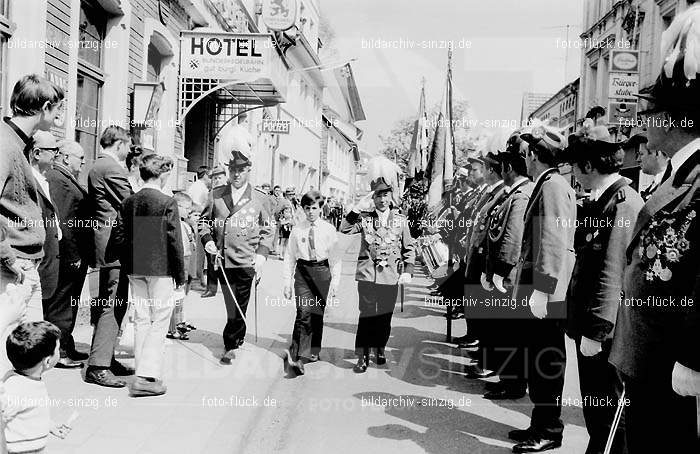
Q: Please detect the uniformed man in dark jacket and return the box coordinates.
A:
[610,7,700,453]
[481,132,534,400]
[563,126,643,454]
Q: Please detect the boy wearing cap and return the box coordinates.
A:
[509,125,576,453]
[199,150,274,364]
[563,127,643,454]
[340,177,415,373]
[610,6,700,452]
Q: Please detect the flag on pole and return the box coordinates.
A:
[425,49,455,210]
[334,63,366,121]
[406,83,429,184]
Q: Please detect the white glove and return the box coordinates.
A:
[283,285,292,300]
[480,273,493,291]
[353,191,375,212]
[398,273,412,285]
[580,336,602,357]
[671,362,700,396]
[254,254,266,276]
[492,274,507,293]
[204,241,218,255]
[528,289,548,319]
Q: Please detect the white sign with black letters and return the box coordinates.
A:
[608,73,639,100]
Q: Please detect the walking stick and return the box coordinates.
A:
[696,396,700,439]
[400,283,404,312]
[603,387,626,454]
[215,254,249,331]
[254,275,261,343]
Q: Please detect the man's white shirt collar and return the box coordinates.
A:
[507,176,529,192]
[589,174,620,201]
[231,183,248,204]
[376,208,390,226]
[487,180,503,193]
[670,138,700,176]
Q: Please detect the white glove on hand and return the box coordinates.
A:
[580,336,602,357]
[528,290,548,319]
[492,274,507,293]
[353,191,375,212]
[672,362,700,396]
[480,273,494,291]
[204,241,218,255]
[283,286,292,300]
[398,273,412,285]
[254,254,266,276]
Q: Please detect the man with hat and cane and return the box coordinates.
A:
[609,5,700,452]
[509,123,576,453]
[340,157,415,373]
[562,123,643,454]
[199,150,274,364]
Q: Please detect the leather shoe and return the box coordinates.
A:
[220,349,236,364]
[484,388,527,400]
[375,348,386,365]
[201,290,217,298]
[110,360,134,376]
[85,368,126,388]
[457,338,480,349]
[512,437,561,452]
[130,377,167,397]
[464,364,495,379]
[354,354,369,373]
[55,358,84,369]
[484,381,504,392]
[66,350,89,361]
[508,428,535,442]
[308,354,320,362]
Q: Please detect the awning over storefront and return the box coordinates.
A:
[177,31,288,123]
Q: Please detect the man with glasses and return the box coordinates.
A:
[85,126,134,388]
[28,132,63,336]
[45,140,92,368]
[0,74,64,374]
[199,149,274,364]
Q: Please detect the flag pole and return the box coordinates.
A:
[445,47,455,343]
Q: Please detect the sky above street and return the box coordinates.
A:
[321,0,583,154]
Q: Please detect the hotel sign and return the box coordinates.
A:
[180,32,273,80]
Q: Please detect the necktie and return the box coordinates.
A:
[308,222,317,261]
[660,161,673,184]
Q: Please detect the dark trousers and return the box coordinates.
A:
[88,266,129,367]
[355,281,398,356]
[575,338,626,454]
[526,317,566,440]
[289,259,331,361]
[206,252,218,293]
[621,372,699,454]
[218,267,255,350]
[42,261,88,357]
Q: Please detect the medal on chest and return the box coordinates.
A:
[638,208,695,282]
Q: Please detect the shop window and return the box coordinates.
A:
[78,1,107,69]
[75,73,101,163]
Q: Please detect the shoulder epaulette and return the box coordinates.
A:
[615,188,627,203]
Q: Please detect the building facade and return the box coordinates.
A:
[528,78,580,135]
[519,92,553,126]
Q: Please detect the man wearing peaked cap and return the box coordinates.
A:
[562,124,644,454]
[508,123,577,453]
[609,5,700,453]
[340,161,415,373]
[198,148,274,364]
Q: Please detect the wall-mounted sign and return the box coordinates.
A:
[262,119,291,134]
[608,73,639,100]
[262,0,297,31]
[180,32,272,80]
[608,101,637,126]
[610,49,639,73]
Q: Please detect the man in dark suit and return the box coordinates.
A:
[563,126,644,454]
[45,140,91,368]
[85,126,134,388]
[610,8,700,452]
[108,154,185,397]
[199,151,274,364]
[509,125,576,453]
[480,134,534,400]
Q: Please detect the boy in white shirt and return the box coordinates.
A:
[282,191,341,376]
[2,321,64,453]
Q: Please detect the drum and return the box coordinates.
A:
[419,234,449,278]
